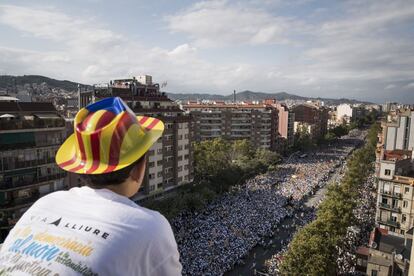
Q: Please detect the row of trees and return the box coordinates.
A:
[145,138,281,219]
[278,123,380,275]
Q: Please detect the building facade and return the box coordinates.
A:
[79,76,194,201]
[356,227,412,276]
[376,110,414,237]
[182,102,279,151]
[292,103,329,141]
[266,100,295,151]
[0,101,67,240]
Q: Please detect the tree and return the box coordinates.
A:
[278,122,380,275]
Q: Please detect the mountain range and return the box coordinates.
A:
[0,75,371,105]
[166,91,371,105]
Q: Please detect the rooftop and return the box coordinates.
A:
[370,227,412,260]
[383,150,412,161]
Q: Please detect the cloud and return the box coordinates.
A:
[166,0,298,47]
[0,1,414,104]
[385,84,397,90]
[405,82,414,88]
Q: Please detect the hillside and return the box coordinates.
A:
[0,75,86,91]
[0,75,370,105]
[167,90,370,105]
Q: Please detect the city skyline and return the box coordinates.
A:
[0,0,413,104]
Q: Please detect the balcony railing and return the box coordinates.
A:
[380,190,402,199]
[0,120,65,131]
[1,173,66,190]
[0,192,40,209]
[379,202,401,213]
[2,158,56,172]
[377,217,400,228]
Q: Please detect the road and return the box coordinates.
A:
[225,156,348,276]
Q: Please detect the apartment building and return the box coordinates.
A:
[382,110,414,152]
[0,101,67,240]
[273,101,295,149]
[375,110,414,236]
[355,227,412,276]
[79,76,193,201]
[292,103,329,141]
[182,102,279,151]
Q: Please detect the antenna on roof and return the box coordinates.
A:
[161,81,168,89]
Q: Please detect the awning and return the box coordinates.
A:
[33,113,61,119]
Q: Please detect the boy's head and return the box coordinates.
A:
[56,97,164,196]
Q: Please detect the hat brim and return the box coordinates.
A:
[56,115,164,174]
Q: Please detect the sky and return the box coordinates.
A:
[0,0,413,103]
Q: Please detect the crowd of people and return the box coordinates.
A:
[171,131,366,276]
[336,173,376,274]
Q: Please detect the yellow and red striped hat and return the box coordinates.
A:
[56,97,164,174]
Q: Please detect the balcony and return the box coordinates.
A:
[0,119,65,131]
[0,192,40,210]
[377,217,400,228]
[2,158,56,172]
[378,202,401,213]
[380,190,402,199]
[1,173,66,190]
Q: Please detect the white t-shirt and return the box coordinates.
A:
[0,186,182,276]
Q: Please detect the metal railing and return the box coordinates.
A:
[379,202,401,213]
[377,217,400,227]
[1,173,66,190]
[380,190,402,199]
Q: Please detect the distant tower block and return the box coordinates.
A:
[233,90,236,103]
[137,75,152,85]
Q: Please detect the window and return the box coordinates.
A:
[177,145,183,151]
[178,135,183,140]
[148,150,155,156]
[371,270,378,276]
[184,134,189,139]
[401,229,405,235]
[157,183,163,189]
[381,197,388,204]
[177,155,183,161]
[385,169,391,176]
[177,166,182,172]
[148,162,154,168]
[402,214,407,223]
[157,172,163,177]
[405,187,410,194]
[157,148,163,154]
[149,173,155,180]
[403,201,408,208]
[149,185,155,192]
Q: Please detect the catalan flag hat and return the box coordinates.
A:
[56,97,164,174]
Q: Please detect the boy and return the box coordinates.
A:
[0,97,182,275]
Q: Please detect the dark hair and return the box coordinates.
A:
[79,154,146,187]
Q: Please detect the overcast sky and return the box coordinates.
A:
[0,0,413,103]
